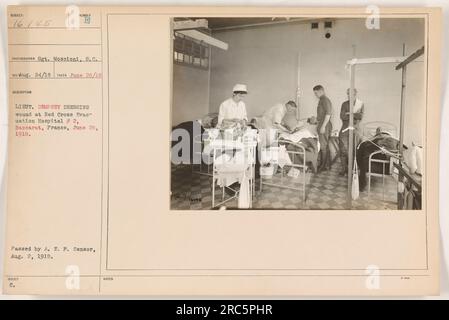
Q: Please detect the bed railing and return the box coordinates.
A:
[360,121,399,200]
[361,121,398,139]
[259,139,308,204]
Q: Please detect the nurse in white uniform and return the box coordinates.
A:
[217,84,248,128]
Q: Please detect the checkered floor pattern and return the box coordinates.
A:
[170,162,397,210]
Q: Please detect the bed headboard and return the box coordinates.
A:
[362,121,398,138]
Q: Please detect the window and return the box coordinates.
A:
[174,32,210,69]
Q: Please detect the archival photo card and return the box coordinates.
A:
[2,6,441,296]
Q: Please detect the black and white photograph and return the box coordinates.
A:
[170,16,425,210]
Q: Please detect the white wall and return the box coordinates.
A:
[209,18,425,147]
[172,64,210,126]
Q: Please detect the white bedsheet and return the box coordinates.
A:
[278,127,316,143]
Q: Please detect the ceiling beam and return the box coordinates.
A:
[212,18,332,32]
[395,46,425,70]
[173,19,208,31]
[178,30,229,50]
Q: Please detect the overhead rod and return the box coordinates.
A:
[212,18,336,32]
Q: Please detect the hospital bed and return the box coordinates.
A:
[358,121,400,199]
[207,130,258,209]
[259,131,314,205]
[193,132,213,176]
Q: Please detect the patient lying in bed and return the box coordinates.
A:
[356,127,405,191]
[277,115,320,173]
[278,124,317,143]
[250,111,320,172]
[278,113,318,145]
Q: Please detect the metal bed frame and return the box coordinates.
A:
[211,136,257,209]
[192,133,213,176]
[361,121,399,200]
[259,139,308,204]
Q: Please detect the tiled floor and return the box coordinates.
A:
[170,161,397,210]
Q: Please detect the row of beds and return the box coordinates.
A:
[172,118,403,206]
[259,121,403,203]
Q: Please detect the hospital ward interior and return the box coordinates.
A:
[170,17,424,210]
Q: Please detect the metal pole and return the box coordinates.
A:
[398,44,407,158]
[399,66,406,158]
[347,64,355,209]
[296,52,301,120]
